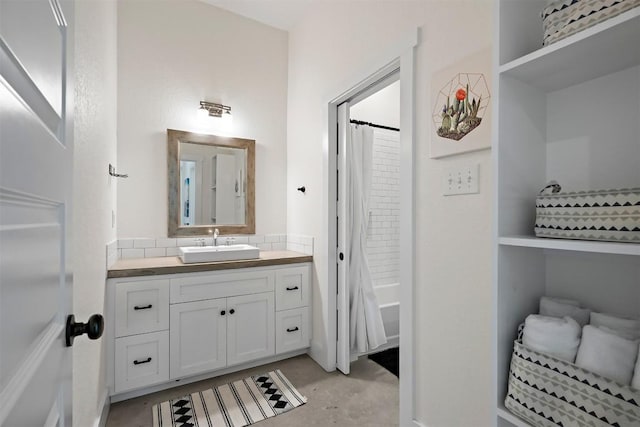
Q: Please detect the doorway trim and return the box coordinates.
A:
[326,28,418,426]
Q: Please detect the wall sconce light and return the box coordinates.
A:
[197,101,232,121]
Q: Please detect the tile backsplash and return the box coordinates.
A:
[107,234,313,267]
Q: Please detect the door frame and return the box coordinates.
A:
[326,28,418,426]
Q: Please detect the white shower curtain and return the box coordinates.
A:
[348,124,387,353]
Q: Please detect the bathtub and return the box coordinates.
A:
[374,283,400,345]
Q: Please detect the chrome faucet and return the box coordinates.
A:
[213,228,220,246]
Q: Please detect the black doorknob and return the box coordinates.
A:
[65,314,104,347]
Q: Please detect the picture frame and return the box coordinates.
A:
[430,48,492,158]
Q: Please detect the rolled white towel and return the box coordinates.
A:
[540,296,591,326]
[590,312,640,341]
[522,315,581,362]
[632,343,640,390]
[575,325,639,385]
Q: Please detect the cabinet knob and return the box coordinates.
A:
[221,310,226,316]
[229,309,235,315]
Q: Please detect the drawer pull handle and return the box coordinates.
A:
[133,357,152,365]
[286,286,299,291]
[134,304,153,310]
[286,327,299,332]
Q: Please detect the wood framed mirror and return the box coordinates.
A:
[167,129,255,237]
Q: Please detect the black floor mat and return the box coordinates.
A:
[368,347,399,377]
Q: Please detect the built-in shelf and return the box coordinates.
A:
[499,235,640,256]
[499,8,640,92]
[497,404,531,427]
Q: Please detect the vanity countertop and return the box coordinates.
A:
[107,250,313,279]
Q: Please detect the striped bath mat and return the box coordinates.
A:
[152,369,307,427]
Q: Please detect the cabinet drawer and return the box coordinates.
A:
[114,331,169,393]
[115,279,169,337]
[275,265,310,311]
[171,269,274,304]
[275,307,310,354]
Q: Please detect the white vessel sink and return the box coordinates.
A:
[179,244,260,264]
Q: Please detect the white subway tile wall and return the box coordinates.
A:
[367,130,400,287]
[286,234,313,255]
[109,234,312,261]
[121,248,144,259]
[117,238,134,249]
[133,238,155,248]
[144,247,166,258]
[106,240,118,269]
[166,247,181,257]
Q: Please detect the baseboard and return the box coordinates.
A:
[96,388,110,427]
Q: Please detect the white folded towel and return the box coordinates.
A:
[632,343,640,390]
[590,312,640,341]
[522,315,581,362]
[575,325,639,385]
[539,296,591,326]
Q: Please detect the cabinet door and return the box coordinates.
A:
[170,298,227,379]
[227,292,275,366]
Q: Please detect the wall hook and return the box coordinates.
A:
[297,186,306,194]
[109,163,128,178]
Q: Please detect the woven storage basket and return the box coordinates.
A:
[542,0,640,46]
[535,188,640,243]
[505,340,640,427]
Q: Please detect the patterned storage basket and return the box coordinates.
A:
[542,0,640,46]
[505,340,640,427]
[535,188,640,243]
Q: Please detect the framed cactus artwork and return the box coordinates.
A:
[430,48,492,158]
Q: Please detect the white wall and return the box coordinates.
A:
[350,80,400,129]
[286,1,493,425]
[117,0,288,238]
[73,1,118,426]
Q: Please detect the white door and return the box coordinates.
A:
[170,298,227,379]
[336,102,351,374]
[0,0,75,425]
[227,292,275,366]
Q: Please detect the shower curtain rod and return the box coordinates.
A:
[350,119,399,132]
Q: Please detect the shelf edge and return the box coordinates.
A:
[497,406,532,427]
[498,236,640,256]
[498,7,640,74]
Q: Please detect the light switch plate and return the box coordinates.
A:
[442,164,479,196]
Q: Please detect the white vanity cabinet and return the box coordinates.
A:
[107,261,311,398]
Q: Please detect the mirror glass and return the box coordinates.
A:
[168,129,255,236]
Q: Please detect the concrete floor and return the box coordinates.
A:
[106,355,399,427]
